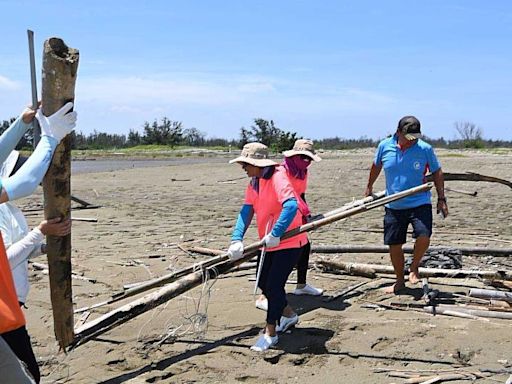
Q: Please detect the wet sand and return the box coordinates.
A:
[17,148,512,383]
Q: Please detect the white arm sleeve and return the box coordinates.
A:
[6,228,44,270]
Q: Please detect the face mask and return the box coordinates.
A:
[283,155,310,179]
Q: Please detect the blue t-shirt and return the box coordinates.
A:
[374,135,441,209]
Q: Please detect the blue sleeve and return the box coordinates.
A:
[231,204,254,241]
[0,116,31,165]
[374,141,384,166]
[426,145,441,173]
[2,135,59,201]
[271,198,298,237]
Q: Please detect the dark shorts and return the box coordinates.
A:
[384,204,432,245]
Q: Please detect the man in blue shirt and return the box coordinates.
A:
[365,116,448,293]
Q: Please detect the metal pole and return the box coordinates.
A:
[27,29,41,146]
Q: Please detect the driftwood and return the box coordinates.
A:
[423,307,485,321]
[71,217,98,223]
[405,373,480,383]
[41,37,79,349]
[323,281,370,302]
[311,244,512,257]
[445,186,477,197]
[426,171,512,189]
[469,288,512,303]
[425,305,512,320]
[316,260,512,281]
[71,183,433,346]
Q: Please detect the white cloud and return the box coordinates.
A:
[0,75,20,90]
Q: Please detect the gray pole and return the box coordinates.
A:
[27,29,41,146]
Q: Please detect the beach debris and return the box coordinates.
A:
[311,244,512,257]
[375,366,512,384]
[70,183,433,348]
[406,249,462,270]
[315,260,512,281]
[30,261,97,283]
[421,278,439,305]
[469,288,512,303]
[426,171,512,189]
[71,217,98,222]
[323,281,370,303]
[445,186,478,196]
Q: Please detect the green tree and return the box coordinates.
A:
[241,118,299,153]
[142,117,183,146]
[127,129,141,146]
[182,127,206,146]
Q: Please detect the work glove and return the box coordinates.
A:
[227,241,244,261]
[36,102,77,142]
[263,233,280,248]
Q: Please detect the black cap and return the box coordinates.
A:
[397,116,421,140]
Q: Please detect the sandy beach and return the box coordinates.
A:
[16,148,512,383]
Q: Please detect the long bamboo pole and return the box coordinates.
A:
[71,183,433,346]
[41,37,79,349]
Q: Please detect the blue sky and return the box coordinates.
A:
[1,0,511,141]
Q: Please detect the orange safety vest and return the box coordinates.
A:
[0,233,25,333]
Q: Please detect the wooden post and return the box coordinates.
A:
[41,37,79,349]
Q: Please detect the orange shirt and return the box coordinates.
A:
[0,233,25,333]
[244,166,308,251]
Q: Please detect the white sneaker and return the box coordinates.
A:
[250,334,278,352]
[276,314,299,333]
[292,284,323,296]
[255,298,268,311]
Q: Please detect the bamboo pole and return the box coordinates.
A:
[41,37,79,349]
[71,183,433,346]
[425,305,512,320]
[469,288,512,303]
[316,260,512,281]
[311,244,512,257]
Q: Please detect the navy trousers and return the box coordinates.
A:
[258,247,301,324]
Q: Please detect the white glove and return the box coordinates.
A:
[263,233,280,248]
[36,102,77,142]
[227,241,244,261]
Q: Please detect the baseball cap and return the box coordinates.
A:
[398,116,422,141]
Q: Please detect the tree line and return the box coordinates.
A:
[1,116,511,151]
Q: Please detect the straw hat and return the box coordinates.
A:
[229,142,278,167]
[0,150,20,178]
[282,139,321,162]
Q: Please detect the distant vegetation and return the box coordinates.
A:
[1,116,511,152]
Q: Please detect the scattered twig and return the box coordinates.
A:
[71,217,98,222]
[323,281,369,302]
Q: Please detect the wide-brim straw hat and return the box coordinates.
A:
[229,142,278,167]
[282,139,322,162]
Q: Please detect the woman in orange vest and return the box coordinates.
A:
[227,143,308,352]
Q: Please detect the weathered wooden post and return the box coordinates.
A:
[41,37,79,349]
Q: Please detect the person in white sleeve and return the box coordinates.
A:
[0,150,72,305]
[0,102,76,383]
